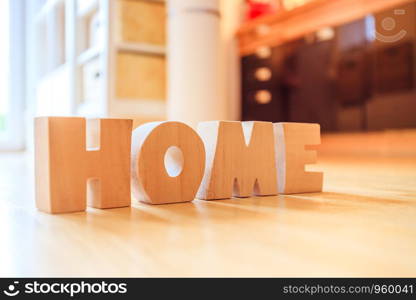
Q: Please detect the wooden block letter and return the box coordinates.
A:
[131,121,205,204]
[35,117,133,213]
[273,122,323,194]
[196,121,278,200]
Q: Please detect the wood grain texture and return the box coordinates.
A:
[2,151,416,277]
[196,121,278,200]
[320,129,416,157]
[131,121,205,204]
[274,122,323,194]
[35,117,133,213]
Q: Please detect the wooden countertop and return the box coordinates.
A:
[237,0,415,56]
[1,152,415,277]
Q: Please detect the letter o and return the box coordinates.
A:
[131,121,205,204]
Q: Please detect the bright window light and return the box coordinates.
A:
[0,0,10,132]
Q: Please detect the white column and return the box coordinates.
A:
[220,0,244,121]
[167,0,226,128]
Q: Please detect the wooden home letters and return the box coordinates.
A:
[196,121,278,199]
[35,117,132,213]
[131,121,205,204]
[273,123,323,194]
[35,117,323,213]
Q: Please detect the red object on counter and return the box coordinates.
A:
[247,0,274,19]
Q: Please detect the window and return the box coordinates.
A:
[0,0,10,138]
[0,0,24,150]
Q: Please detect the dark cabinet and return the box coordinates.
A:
[240,3,416,132]
[288,40,336,131]
[373,41,414,94]
[241,46,285,122]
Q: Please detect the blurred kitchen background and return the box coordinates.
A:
[0,0,415,156]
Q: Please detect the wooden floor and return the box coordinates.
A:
[0,152,415,277]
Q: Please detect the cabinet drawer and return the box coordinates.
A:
[373,42,414,94]
[82,57,102,103]
[116,0,166,45]
[116,52,166,100]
